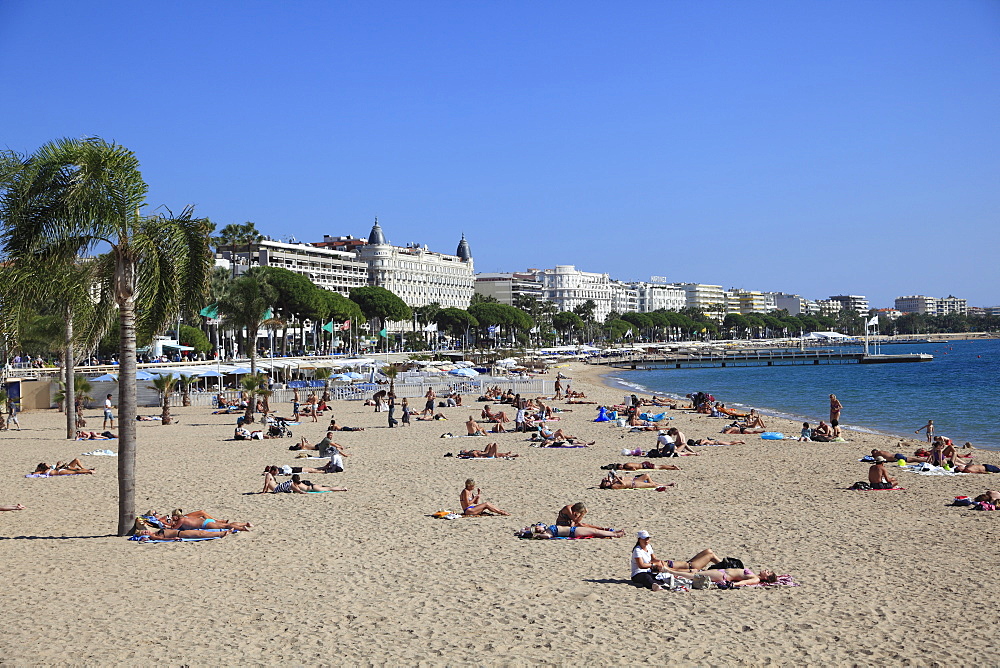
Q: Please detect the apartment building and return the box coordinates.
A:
[894,295,968,316]
[829,294,869,315]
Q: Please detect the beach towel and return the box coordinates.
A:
[901,464,967,476]
[848,486,906,491]
[742,574,799,588]
[81,449,117,456]
[129,528,230,542]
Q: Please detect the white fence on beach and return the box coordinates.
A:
[86,376,554,409]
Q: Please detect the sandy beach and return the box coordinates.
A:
[1,363,998,666]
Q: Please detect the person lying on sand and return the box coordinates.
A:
[415,412,449,421]
[261,473,346,494]
[869,457,899,489]
[135,528,238,541]
[689,438,746,446]
[460,478,510,516]
[722,422,765,435]
[459,443,518,458]
[518,524,625,539]
[536,426,595,446]
[954,463,1000,474]
[599,471,676,490]
[659,565,778,587]
[76,430,117,440]
[871,448,927,464]
[32,460,95,475]
[654,548,725,572]
[1,504,25,511]
[162,509,252,531]
[974,490,1000,502]
[600,461,682,471]
[328,420,364,432]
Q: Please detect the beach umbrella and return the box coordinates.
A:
[231,367,251,375]
[91,373,118,382]
[197,370,224,378]
[135,371,156,380]
[449,368,479,377]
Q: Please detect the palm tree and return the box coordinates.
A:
[216,273,279,377]
[176,373,198,407]
[0,137,212,536]
[313,367,332,400]
[148,373,178,425]
[239,373,269,425]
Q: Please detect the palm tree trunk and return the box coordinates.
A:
[161,392,171,425]
[116,288,138,536]
[64,309,76,439]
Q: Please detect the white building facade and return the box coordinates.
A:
[358,221,475,309]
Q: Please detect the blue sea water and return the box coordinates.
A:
[607,338,1000,451]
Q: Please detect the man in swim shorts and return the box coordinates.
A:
[868,457,898,489]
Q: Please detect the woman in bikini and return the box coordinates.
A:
[460,479,510,516]
[599,471,677,490]
[458,443,518,458]
[261,473,346,494]
[32,460,95,475]
[518,524,625,539]
[659,565,778,587]
[135,528,238,541]
[163,509,253,532]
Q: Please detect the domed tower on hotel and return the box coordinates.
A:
[357,219,474,308]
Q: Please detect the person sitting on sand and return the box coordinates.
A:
[807,421,833,442]
[135,528,238,541]
[666,428,699,455]
[954,463,1000,474]
[601,461,682,471]
[689,438,746,446]
[32,460,95,475]
[869,457,899,489]
[631,530,667,590]
[556,502,614,530]
[460,478,510,516]
[481,405,511,423]
[599,471,676,490]
[742,409,766,429]
[262,473,346,494]
[458,443,518,459]
[518,524,625,539]
[466,416,489,436]
[1,503,25,511]
[163,509,253,532]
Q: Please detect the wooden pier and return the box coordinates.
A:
[589,348,933,370]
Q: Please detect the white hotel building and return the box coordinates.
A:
[218,220,475,309]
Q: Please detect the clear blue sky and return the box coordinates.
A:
[3,1,998,308]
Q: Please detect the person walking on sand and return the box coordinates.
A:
[460,479,510,516]
[915,420,934,443]
[6,398,21,431]
[829,394,842,423]
[103,394,115,430]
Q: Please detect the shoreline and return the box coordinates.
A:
[596,369,981,447]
